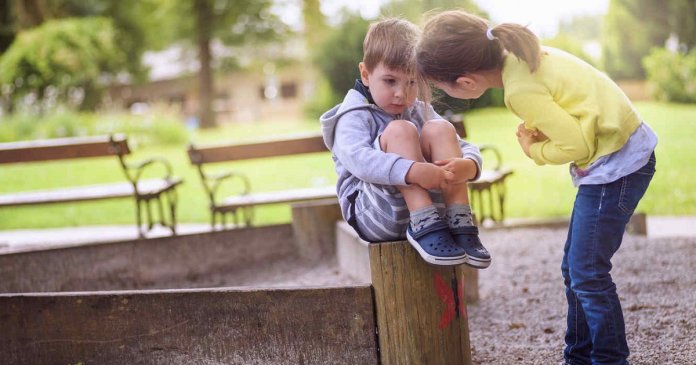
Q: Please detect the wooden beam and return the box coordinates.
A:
[0,286,378,364]
[188,134,327,164]
[0,135,129,164]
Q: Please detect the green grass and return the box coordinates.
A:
[1,102,695,230]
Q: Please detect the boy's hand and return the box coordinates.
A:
[433,158,477,185]
[406,162,454,190]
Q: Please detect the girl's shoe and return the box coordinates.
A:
[406,220,467,266]
[450,226,491,269]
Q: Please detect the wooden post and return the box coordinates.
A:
[461,266,479,303]
[370,241,472,365]
[291,198,342,261]
[626,212,647,235]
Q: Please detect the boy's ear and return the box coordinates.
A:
[455,75,478,91]
[358,62,370,86]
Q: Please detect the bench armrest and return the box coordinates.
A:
[199,169,251,207]
[479,144,504,171]
[121,157,176,190]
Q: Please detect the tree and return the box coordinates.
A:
[314,12,369,107]
[380,0,485,24]
[602,0,696,79]
[0,17,126,111]
[167,0,286,128]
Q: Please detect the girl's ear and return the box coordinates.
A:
[358,62,370,86]
[455,75,478,91]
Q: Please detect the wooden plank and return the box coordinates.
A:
[0,286,378,364]
[369,240,472,365]
[469,168,513,190]
[188,134,327,164]
[220,186,336,209]
[0,178,181,207]
[0,225,298,292]
[0,135,129,164]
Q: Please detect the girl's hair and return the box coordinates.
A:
[363,18,420,73]
[416,10,542,83]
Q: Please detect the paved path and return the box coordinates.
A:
[0,216,694,253]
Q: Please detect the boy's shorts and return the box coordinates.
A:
[348,135,445,242]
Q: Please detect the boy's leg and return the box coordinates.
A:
[565,154,655,365]
[379,119,467,265]
[420,119,490,268]
[379,119,433,211]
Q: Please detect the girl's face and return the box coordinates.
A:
[360,62,417,115]
[433,78,485,100]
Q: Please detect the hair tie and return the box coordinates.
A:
[486,27,497,41]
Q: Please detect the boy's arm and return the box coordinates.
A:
[333,110,413,186]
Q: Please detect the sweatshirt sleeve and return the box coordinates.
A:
[332,109,413,186]
[507,91,590,165]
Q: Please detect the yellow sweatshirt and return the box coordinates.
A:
[502,47,641,168]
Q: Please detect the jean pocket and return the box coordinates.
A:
[618,170,654,216]
[634,153,656,176]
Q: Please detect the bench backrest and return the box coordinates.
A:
[188,133,328,165]
[187,120,466,165]
[0,135,130,165]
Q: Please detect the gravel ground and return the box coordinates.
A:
[469,228,696,365]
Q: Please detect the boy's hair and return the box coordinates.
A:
[363,18,420,73]
[417,10,542,83]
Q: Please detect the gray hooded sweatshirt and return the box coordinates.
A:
[320,88,482,223]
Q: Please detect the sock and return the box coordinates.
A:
[409,205,441,233]
[446,204,475,229]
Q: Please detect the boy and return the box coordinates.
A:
[320,18,490,268]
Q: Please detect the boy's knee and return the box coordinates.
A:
[382,119,419,141]
[421,119,457,142]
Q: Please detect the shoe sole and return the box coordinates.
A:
[406,230,467,266]
[464,255,491,269]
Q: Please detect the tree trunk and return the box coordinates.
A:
[194,0,216,128]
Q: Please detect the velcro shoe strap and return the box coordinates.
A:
[450,225,479,236]
[409,220,450,239]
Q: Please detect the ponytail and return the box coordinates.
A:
[492,23,541,72]
[417,10,542,83]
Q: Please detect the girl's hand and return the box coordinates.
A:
[433,157,477,185]
[406,162,454,190]
[516,122,547,158]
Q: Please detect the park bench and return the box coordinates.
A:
[0,134,182,237]
[187,118,512,228]
[187,133,336,228]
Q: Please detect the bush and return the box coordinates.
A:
[643,48,696,103]
[0,110,189,145]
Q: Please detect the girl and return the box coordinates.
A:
[416,10,657,365]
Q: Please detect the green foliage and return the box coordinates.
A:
[380,0,486,23]
[643,48,696,103]
[602,0,668,79]
[304,76,338,119]
[602,0,696,79]
[0,17,126,111]
[544,34,598,67]
[313,13,369,106]
[0,110,189,145]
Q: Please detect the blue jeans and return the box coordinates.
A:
[562,153,656,365]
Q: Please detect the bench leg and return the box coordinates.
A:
[135,199,145,238]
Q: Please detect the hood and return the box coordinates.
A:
[320,89,383,150]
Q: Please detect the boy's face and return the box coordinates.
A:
[359,62,417,115]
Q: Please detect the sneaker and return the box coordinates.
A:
[406,219,467,266]
[450,226,491,269]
